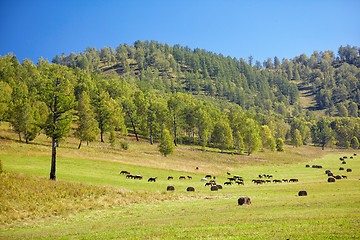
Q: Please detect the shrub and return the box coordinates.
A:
[0,159,3,174]
[350,136,359,149]
[120,139,129,150]
[109,130,116,147]
[276,138,284,152]
[159,128,174,157]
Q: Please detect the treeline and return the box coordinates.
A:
[1,42,360,156]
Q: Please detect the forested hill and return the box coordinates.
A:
[53,41,360,117]
[1,41,360,155]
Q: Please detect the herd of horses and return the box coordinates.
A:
[306,154,356,183]
[120,170,298,189]
[119,153,356,192]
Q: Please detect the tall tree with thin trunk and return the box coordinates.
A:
[75,91,99,149]
[40,64,75,180]
[167,93,183,146]
[212,118,233,153]
[243,118,261,155]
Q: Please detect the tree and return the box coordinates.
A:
[122,95,140,141]
[291,129,302,147]
[41,64,76,180]
[109,130,116,147]
[159,127,174,156]
[261,125,275,151]
[348,102,358,117]
[168,93,183,146]
[350,136,359,149]
[337,103,348,117]
[212,118,233,153]
[243,118,261,155]
[311,118,332,150]
[94,91,125,143]
[74,91,99,149]
[100,47,111,65]
[274,56,281,69]
[248,55,253,66]
[0,81,12,123]
[276,138,284,151]
[196,105,213,149]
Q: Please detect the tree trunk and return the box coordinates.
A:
[100,127,104,143]
[173,114,177,146]
[78,139,82,149]
[50,78,59,181]
[127,112,139,141]
[50,137,57,180]
[130,117,138,141]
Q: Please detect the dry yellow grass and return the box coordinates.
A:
[0,171,181,228]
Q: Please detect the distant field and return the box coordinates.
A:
[1,123,360,239]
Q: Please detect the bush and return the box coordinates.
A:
[0,159,3,174]
[109,130,116,147]
[159,128,174,157]
[350,136,359,149]
[276,138,284,152]
[120,139,129,150]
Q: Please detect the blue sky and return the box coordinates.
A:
[1,0,359,64]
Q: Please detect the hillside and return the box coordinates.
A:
[54,42,360,117]
[1,42,360,158]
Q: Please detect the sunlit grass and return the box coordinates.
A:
[1,122,360,239]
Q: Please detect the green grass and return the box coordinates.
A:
[1,122,360,239]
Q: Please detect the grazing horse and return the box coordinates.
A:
[133,175,143,180]
[126,174,133,179]
[168,176,173,180]
[236,181,244,185]
[179,176,186,180]
[224,181,232,185]
[205,182,212,186]
[205,175,212,179]
[187,176,192,180]
[289,178,298,182]
[120,170,130,175]
[148,177,157,182]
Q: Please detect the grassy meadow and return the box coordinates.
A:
[1,122,360,239]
